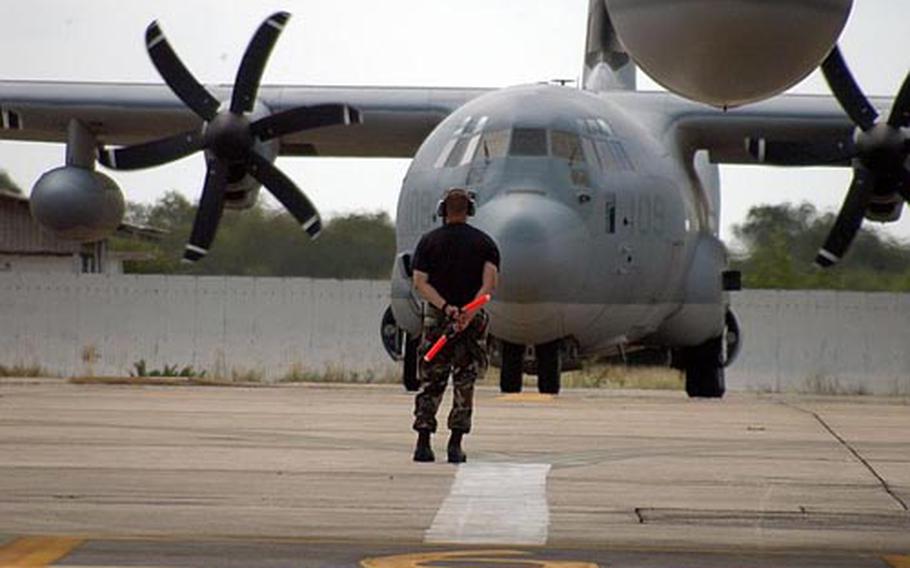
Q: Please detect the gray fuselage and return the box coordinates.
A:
[391,84,728,358]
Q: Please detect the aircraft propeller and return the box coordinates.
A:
[98,12,362,263]
[746,46,910,268]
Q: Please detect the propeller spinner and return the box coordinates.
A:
[99,12,362,263]
[747,46,910,268]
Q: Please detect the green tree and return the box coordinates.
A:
[732,202,910,291]
[118,191,396,279]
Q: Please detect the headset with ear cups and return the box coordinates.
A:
[436,188,477,220]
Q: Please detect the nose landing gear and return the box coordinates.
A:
[496,339,570,394]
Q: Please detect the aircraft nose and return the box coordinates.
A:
[474,191,590,304]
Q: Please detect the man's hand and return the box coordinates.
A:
[444,305,461,320]
[455,309,476,331]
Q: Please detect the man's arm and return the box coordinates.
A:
[414,270,460,318]
[456,261,499,330]
[478,261,499,298]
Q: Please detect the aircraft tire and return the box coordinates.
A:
[536,340,561,395]
[684,336,726,398]
[500,340,524,393]
[403,335,420,392]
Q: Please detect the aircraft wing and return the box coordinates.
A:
[0,81,490,158]
[619,91,894,166]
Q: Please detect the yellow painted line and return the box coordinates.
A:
[362,550,597,568]
[885,556,910,568]
[0,536,82,567]
[497,393,556,403]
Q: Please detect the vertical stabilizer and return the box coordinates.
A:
[584,0,636,92]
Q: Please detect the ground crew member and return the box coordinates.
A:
[411,187,500,463]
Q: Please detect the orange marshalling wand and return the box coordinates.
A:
[423,294,492,363]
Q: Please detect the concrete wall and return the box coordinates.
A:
[0,273,396,381]
[0,273,907,394]
[0,254,79,274]
[726,290,910,396]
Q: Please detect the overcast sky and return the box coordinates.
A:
[2,0,909,245]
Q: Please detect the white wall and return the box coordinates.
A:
[727,290,910,396]
[0,273,396,381]
[0,255,78,274]
[0,273,907,394]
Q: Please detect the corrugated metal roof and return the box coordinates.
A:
[0,195,82,254]
[0,191,166,254]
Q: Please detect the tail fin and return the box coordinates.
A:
[584,0,636,92]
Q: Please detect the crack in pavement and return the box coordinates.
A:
[780,401,908,512]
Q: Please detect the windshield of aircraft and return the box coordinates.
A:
[434,117,632,172]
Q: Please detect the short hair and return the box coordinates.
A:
[445,192,470,215]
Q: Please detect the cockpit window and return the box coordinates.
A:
[551,131,585,164]
[435,119,624,170]
[436,116,489,168]
[455,116,487,137]
[444,137,473,168]
[596,139,635,171]
[580,118,614,137]
[470,129,507,162]
[509,128,548,157]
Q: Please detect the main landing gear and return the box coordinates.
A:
[679,336,725,398]
[675,309,741,399]
[499,340,562,395]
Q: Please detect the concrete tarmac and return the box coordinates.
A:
[0,380,908,567]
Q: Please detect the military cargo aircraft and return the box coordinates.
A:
[1,1,906,398]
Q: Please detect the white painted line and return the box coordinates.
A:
[425,462,551,546]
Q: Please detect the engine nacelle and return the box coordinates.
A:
[605,0,853,108]
[223,135,277,209]
[30,166,125,242]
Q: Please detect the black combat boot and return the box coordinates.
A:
[447,430,467,464]
[413,430,435,462]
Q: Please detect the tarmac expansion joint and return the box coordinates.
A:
[779,400,909,512]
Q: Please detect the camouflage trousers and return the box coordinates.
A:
[413,306,489,434]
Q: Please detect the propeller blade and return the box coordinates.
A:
[98,129,204,171]
[815,169,873,268]
[146,21,221,122]
[250,104,362,142]
[745,137,856,166]
[247,153,322,238]
[183,159,229,263]
[887,71,910,128]
[230,12,290,115]
[821,46,879,132]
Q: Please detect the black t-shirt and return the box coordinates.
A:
[412,223,501,308]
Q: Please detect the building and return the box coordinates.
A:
[0,190,163,274]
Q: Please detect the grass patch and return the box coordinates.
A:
[280,364,398,385]
[132,359,206,379]
[478,364,683,390]
[801,373,870,396]
[0,363,50,378]
[69,376,267,387]
[565,364,684,390]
